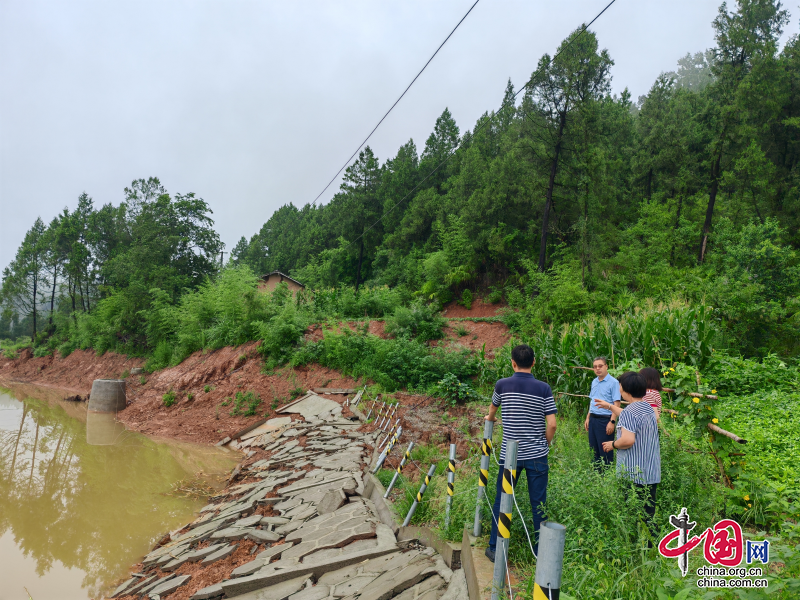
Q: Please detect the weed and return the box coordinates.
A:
[221,397,231,407]
[230,391,262,416]
[204,385,213,393]
[271,398,280,409]
[139,375,146,385]
[162,390,176,407]
[119,369,130,379]
[215,406,219,420]
[289,386,305,400]
[187,392,194,401]
[454,324,470,337]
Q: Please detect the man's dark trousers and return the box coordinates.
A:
[588,414,614,468]
[488,456,548,556]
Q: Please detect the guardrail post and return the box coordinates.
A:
[445,444,456,527]
[491,440,517,600]
[378,418,401,449]
[371,426,402,473]
[402,464,437,527]
[365,399,377,420]
[534,522,566,599]
[473,419,494,537]
[384,441,414,498]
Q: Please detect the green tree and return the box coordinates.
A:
[1,218,47,339]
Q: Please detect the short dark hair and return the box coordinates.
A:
[619,371,647,399]
[639,367,663,391]
[593,356,608,366]
[511,344,535,368]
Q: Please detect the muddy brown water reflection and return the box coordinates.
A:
[0,385,238,600]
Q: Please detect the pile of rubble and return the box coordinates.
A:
[111,391,467,600]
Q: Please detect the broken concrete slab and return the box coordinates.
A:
[149,574,191,597]
[247,529,282,543]
[191,582,224,599]
[224,575,308,600]
[201,543,238,565]
[220,536,399,597]
[317,488,347,515]
[392,574,447,600]
[277,394,340,420]
[256,542,294,562]
[287,585,331,600]
[186,543,227,562]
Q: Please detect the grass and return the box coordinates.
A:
[375,402,800,599]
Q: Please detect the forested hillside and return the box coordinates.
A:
[2,0,799,359]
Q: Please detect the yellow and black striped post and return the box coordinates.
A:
[384,441,414,498]
[491,440,518,600]
[402,463,437,527]
[445,444,456,527]
[371,425,402,473]
[473,419,494,536]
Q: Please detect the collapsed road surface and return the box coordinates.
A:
[112,391,467,600]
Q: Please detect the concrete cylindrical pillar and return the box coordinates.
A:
[88,379,127,413]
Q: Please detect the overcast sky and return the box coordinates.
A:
[1,0,798,270]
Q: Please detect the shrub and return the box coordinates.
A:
[162,390,176,407]
[204,385,212,393]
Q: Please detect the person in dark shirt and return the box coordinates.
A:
[484,344,557,561]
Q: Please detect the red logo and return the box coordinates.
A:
[658,508,743,575]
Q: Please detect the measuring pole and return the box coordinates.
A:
[371,426,402,473]
[491,440,518,600]
[473,419,494,536]
[534,521,567,599]
[402,464,437,527]
[384,441,414,498]
[445,444,456,527]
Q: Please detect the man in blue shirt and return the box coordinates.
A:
[484,344,556,561]
[584,356,620,469]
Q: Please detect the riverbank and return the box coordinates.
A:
[110,390,469,600]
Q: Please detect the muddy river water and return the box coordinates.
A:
[0,385,239,600]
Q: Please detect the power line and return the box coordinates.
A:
[341,0,619,252]
[309,0,482,208]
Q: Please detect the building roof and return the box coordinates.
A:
[261,271,305,288]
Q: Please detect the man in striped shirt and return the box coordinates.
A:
[484,344,556,561]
